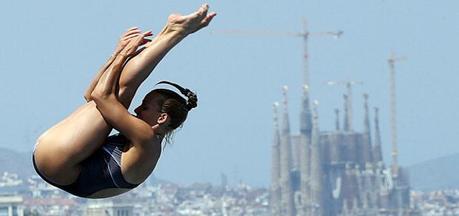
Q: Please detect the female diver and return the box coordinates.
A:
[32,4,216,198]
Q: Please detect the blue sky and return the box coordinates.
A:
[1,0,458,186]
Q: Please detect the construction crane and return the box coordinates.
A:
[211,19,343,87]
[387,53,406,178]
[326,80,363,131]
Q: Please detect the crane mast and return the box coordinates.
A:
[301,19,342,87]
[388,53,405,178]
[302,20,310,87]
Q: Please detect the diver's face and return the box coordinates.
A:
[134,98,163,126]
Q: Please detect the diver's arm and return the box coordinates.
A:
[91,34,155,143]
[84,53,119,102]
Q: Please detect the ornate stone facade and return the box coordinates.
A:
[270,87,419,216]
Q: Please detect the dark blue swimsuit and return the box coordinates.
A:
[32,134,139,198]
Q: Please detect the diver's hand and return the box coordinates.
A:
[115,27,153,54]
[119,31,152,57]
[167,4,217,35]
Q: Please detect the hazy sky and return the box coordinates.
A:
[1,0,458,187]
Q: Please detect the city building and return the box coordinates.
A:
[0,195,24,216]
[85,200,134,216]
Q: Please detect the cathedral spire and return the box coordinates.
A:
[310,100,323,215]
[270,102,281,216]
[281,86,291,135]
[373,107,383,162]
[335,108,340,131]
[300,85,313,136]
[363,94,371,136]
[363,94,373,163]
[279,86,295,216]
[343,94,350,131]
[300,85,312,216]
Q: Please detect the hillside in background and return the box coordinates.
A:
[0,148,34,178]
[408,152,459,191]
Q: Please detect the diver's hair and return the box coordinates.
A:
[144,81,198,133]
[156,81,197,111]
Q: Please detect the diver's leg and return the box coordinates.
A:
[116,4,216,107]
[33,101,112,185]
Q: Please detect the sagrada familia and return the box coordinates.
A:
[270,85,420,216]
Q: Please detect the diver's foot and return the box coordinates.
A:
[166,4,216,35]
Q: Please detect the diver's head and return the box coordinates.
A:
[134,81,197,139]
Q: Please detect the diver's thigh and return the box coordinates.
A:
[34,101,111,177]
